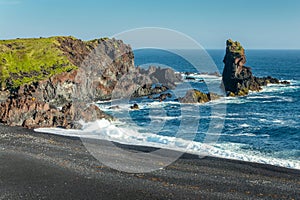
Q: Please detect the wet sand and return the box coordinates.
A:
[0,125,299,200]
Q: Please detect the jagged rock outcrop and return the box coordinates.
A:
[0,78,113,129]
[179,89,220,104]
[140,66,182,89]
[222,39,289,96]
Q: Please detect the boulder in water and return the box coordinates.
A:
[130,103,139,110]
[179,89,220,104]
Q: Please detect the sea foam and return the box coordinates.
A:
[35,119,300,170]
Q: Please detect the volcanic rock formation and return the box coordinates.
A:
[0,36,180,128]
[222,39,289,96]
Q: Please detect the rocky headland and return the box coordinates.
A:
[0,37,180,128]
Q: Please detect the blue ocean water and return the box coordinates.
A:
[131,49,300,166]
[36,49,300,169]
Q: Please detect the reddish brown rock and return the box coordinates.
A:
[0,94,112,129]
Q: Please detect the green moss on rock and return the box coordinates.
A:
[228,92,236,97]
[237,88,249,96]
[0,37,78,89]
[226,39,244,56]
[179,89,215,104]
[193,89,210,103]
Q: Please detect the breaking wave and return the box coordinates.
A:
[35,119,300,170]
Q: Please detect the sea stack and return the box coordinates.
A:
[222,39,257,96]
[222,39,289,96]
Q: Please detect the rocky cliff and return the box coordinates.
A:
[0,36,180,128]
[222,39,289,96]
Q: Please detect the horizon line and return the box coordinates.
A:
[1,36,300,50]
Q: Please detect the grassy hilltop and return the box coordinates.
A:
[0,37,79,89]
[0,36,114,90]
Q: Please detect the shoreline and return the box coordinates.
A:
[34,117,300,171]
[1,124,299,199]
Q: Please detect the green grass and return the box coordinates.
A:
[227,39,244,55]
[0,37,77,89]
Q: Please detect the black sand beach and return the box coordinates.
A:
[0,125,299,200]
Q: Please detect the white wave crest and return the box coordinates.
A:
[35,119,300,170]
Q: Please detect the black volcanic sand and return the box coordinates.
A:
[0,125,299,200]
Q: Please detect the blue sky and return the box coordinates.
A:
[1,0,300,49]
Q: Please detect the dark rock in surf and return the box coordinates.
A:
[185,76,196,80]
[179,89,220,104]
[130,103,139,110]
[281,80,290,84]
[154,93,172,102]
[222,39,290,96]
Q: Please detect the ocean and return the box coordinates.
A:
[35,49,300,170]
